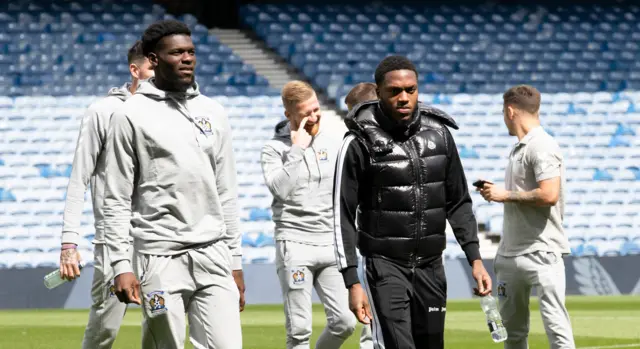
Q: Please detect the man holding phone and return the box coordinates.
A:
[476,85,575,349]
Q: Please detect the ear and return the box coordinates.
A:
[375,87,381,100]
[507,106,516,120]
[148,52,158,68]
[284,110,291,120]
[129,63,139,80]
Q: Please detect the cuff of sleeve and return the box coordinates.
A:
[112,260,133,276]
[231,255,243,270]
[536,170,561,182]
[341,267,360,289]
[61,232,80,246]
[462,242,482,266]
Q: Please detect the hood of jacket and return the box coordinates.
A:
[135,78,201,101]
[107,83,133,102]
[346,101,458,130]
[345,100,458,155]
[274,119,291,140]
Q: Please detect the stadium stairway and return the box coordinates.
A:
[210,27,342,115]
[209,28,299,91]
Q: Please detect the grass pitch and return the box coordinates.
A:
[0,296,638,349]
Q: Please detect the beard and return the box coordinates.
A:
[305,122,320,136]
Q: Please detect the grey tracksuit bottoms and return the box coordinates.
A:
[276,240,358,349]
[494,251,576,349]
[134,241,242,349]
[81,244,129,349]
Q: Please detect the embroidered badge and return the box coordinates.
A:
[317,149,328,161]
[194,116,213,135]
[147,291,167,314]
[497,281,507,299]
[291,268,306,285]
[108,282,115,298]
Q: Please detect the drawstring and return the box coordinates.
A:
[168,95,205,147]
[309,138,322,188]
[313,144,322,185]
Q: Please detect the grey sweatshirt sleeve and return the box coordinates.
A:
[103,110,137,276]
[61,106,105,246]
[215,110,243,270]
[260,142,305,201]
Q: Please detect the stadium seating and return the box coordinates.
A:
[241,3,640,107]
[0,0,276,97]
[1,1,640,268]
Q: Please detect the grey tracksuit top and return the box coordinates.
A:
[103,80,242,276]
[260,119,346,245]
[61,84,132,246]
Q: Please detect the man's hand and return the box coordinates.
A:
[59,245,82,281]
[477,181,509,203]
[471,260,492,297]
[348,283,372,325]
[233,270,246,312]
[291,117,313,149]
[114,272,141,305]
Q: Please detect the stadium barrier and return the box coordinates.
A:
[1,255,639,309]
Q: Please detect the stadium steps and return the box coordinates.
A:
[209,28,342,114]
[209,28,301,91]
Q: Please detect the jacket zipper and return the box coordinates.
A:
[376,190,382,229]
[405,141,422,272]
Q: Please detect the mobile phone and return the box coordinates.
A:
[473,180,492,188]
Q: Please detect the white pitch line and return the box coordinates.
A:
[579,343,640,349]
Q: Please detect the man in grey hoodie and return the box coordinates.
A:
[58,40,154,349]
[344,82,379,349]
[261,80,357,349]
[102,20,244,349]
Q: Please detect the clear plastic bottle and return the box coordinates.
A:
[43,261,85,289]
[480,295,508,343]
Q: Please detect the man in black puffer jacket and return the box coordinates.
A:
[332,56,493,349]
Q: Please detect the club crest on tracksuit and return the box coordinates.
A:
[147,291,167,314]
[195,116,213,136]
[108,281,116,298]
[316,149,328,161]
[497,281,507,298]
[291,268,306,285]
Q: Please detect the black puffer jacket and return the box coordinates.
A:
[334,101,481,287]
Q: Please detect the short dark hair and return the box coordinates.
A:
[141,19,191,56]
[374,55,418,86]
[345,82,377,109]
[127,40,145,65]
[503,85,541,114]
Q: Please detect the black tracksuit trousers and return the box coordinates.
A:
[362,256,447,349]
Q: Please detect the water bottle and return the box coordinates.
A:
[43,261,85,289]
[480,295,508,343]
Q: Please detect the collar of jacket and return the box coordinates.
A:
[345,100,459,154]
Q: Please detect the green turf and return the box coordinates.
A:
[0,296,639,348]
